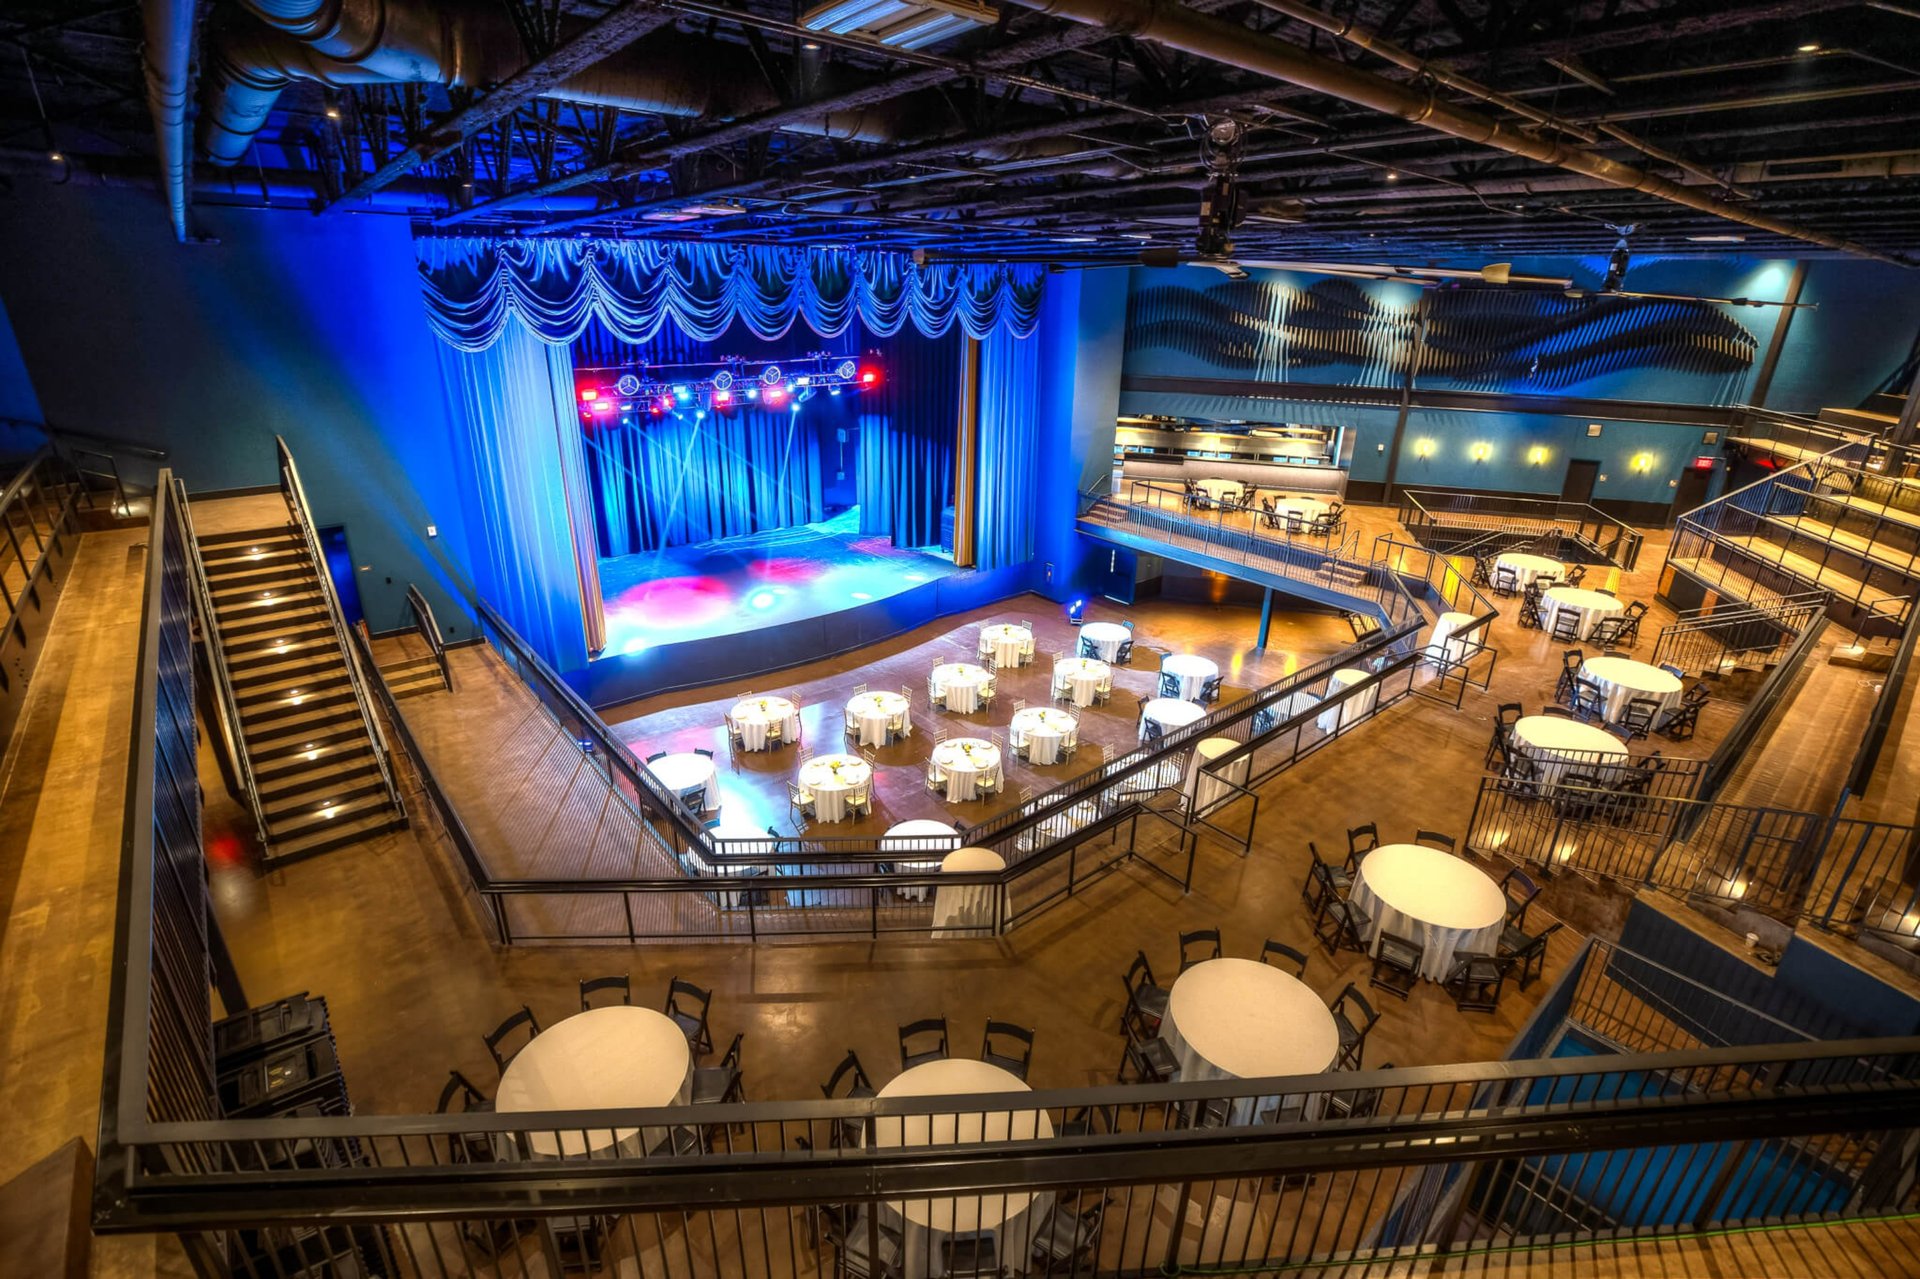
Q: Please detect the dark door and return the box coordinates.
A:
[1561,459,1600,504]
[1096,546,1137,605]
[1671,465,1713,525]
[318,525,365,627]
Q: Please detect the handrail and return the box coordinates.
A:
[403,583,452,691]
[1649,594,1827,675]
[1695,613,1828,810]
[0,414,173,460]
[274,436,405,820]
[168,476,269,849]
[1400,487,1644,569]
[1843,606,1920,797]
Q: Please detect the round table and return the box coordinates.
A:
[497,1007,692,1158]
[1511,715,1630,782]
[1580,655,1684,725]
[1162,958,1340,1123]
[1541,586,1624,641]
[1052,656,1111,708]
[978,623,1034,668]
[883,820,961,901]
[1079,621,1131,662]
[798,752,872,823]
[1494,551,1564,588]
[1428,611,1482,667]
[934,847,1007,935]
[728,695,800,752]
[1316,667,1378,733]
[846,690,911,748]
[1141,696,1207,740]
[931,662,994,715]
[645,751,719,811]
[1161,653,1219,702]
[1008,706,1078,766]
[1186,737,1248,810]
[929,738,1002,802]
[873,1059,1054,1278]
[1350,844,1507,983]
[1267,495,1330,527]
[1193,477,1250,502]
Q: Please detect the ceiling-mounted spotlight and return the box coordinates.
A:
[1797,41,1821,53]
[1206,118,1242,150]
[712,370,733,391]
[836,359,857,380]
[615,374,641,397]
[761,365,783,386]
[1602,224,1637,292]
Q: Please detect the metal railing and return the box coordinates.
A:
[98,528,1920,1276]
[1566,937,1814,1055]
[1399,488,1645,569]
[0,446,88,642]
[1648,591,1827,676]
[1665,439,1919,625]
[403,583,453,691]
[1842,609,1920,800]
[274,436,405,821]
[169,475,270,850]
[1694,612,1827,809]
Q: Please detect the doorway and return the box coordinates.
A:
[1561,459,1600,504]
[318,525,365,628]
[1671,464,1714,525]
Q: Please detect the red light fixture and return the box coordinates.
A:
[580,388,598,401]
[859,365,881,387]
[713,389,733,406]
[656,394,675,414]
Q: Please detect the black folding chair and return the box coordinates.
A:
[899,1016,950,1070]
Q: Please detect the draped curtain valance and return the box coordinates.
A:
[417,238,1045,351]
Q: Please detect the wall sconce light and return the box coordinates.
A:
[1631,451,1655,473]
[1413,438,1435,458]
[1528,446,1549,466]
[1470,442,1491,462]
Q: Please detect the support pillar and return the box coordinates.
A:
[1256,587,1274,650]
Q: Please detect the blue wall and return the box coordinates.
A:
[0,183,475,635]
[0,293,42,428]
[1033,269,1126,602]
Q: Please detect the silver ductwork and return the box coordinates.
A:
[143,0,199,240]
[198,0,948,168]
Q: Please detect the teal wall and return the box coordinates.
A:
[1033,268,1126,601]
[0,182,476,637]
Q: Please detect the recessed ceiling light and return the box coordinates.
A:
[1686,234,1747,243]
[1797,41,1821,53]
[1385,171,1399,181]
[802,40,820,49]
[325,106,341,119]
[48,150,63,162]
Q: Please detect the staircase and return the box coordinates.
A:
[192,511,405,862]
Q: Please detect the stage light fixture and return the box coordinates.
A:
[593,399,614,413]
[837,360,858,379]
[673,385,691,402]
[713,370,734,391]
[761,366,783,386]
[746,387,760,401]
[615,374,641,396]
[796,375,812,387]
[859,365,881,387]
[713,389,733,406]
[580,388,598,401]
[656,394,674,414]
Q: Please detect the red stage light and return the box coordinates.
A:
[656,395,674,414]
[593,399,614,413]
[713,389,733,406]
[859,366,880,386]
[580,388,598,401]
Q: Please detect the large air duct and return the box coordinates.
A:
[197,0,947,169]
[142,0,199,240]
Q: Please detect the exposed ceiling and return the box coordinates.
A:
[3,0,1920,264]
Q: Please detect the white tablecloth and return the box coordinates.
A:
[1350,844,1507,983]
[931,662,993,714]
[1511,715,1630,782]
[1161,653,1219,701]
[1541,587,1624,641]
[1008,706,1078,766]
[883,821,961,902]
[873,1060,1053,1279]
[1268,495,1330,528]
[497,1007,692,1157]
[1052,656,1111,708]
[1580,655,1684,724]
[645,752,720,811]
[929,738,1002,802]
[1186,737,1248,811]
[933,847,1007,935]
[1079,621,1130,662]
[728,696,800,751]
[1428,611,1481,667]
[1162,958,1339,1123]
[847,691,911,748]
[978,623,1034,668]
[798,753,872,823]
[1316,667,1378,733]
[1141,697,1207,739]
[1193,477,1250,503]
[1494,551,1565,588]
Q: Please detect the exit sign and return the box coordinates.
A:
[1692,456,1716,470]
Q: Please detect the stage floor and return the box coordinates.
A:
[596,510,960,656]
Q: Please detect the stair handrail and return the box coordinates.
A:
[168,476,270,848]
[274,437,405,820]
[404,584,453,691]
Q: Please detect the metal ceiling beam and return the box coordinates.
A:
[326,2,680,208]
[1004,0,1917,266]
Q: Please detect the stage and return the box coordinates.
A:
[582,511,1034,707]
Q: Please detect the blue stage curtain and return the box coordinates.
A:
[973,328,1042,570]
[584,407,826,554]
[858,329,959,549]
[436,323,597,670]
[417,238,1044,350]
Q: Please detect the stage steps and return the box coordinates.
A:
[194,519,405,862]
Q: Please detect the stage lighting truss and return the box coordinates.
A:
[580,352,882,421]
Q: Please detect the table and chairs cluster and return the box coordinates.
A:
[1302,825,1562,1012]
[1180,480,1348,539]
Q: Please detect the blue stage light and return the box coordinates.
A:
[746,387,760,400]
[829,387,842,396]
[749,590,777,610]
[673,385,691,402]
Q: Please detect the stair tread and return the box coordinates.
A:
[267,808,405,862]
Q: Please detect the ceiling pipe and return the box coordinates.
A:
[141,0,198,241]
[1004,0,1915,266]
[1243,0,1746,197]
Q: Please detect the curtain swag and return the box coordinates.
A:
[417,238,1045,351]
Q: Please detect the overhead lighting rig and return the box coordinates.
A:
[577,353,883,422]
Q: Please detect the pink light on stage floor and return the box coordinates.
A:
[748,557,823,584]
[604,575,734,637]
